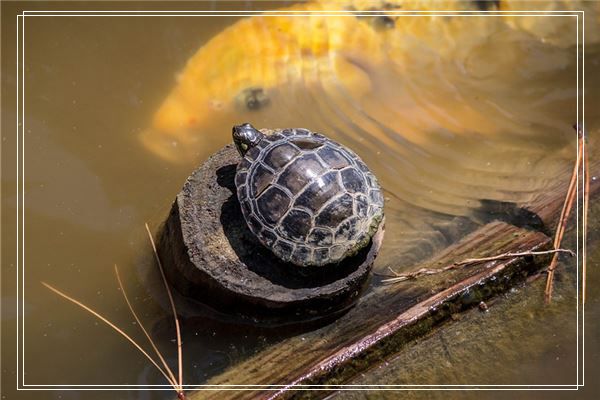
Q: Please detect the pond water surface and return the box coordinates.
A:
[1,1,599,399]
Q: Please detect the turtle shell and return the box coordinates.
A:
[235,128,384,267]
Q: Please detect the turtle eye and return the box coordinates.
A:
[236,87,270,111]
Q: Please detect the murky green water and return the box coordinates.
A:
[1,1,599,399]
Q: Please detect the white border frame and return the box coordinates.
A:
[14,6,585,393]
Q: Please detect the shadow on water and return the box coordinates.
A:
[473,199,549,235]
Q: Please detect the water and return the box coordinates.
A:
[1,1,599,399]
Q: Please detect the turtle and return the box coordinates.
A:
[232,123,384,267]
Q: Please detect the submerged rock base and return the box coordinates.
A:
[157,143,384,322]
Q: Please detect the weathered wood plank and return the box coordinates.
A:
[189,223,547,399]
[186,158,598,400]
[270,230,551,399]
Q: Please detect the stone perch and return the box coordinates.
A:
[157,140,384,321]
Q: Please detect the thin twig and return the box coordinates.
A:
[114,264,179,389]
[41,282,178,389]
[544,130,584,304]
[381,249,573,284]
[381,264,457,283]
[583,133,589,305]
[455,249,575,266]
[145,223,184,395]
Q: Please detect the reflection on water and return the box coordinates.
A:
[2,0,599,398]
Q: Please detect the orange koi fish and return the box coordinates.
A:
[141,0,599,163]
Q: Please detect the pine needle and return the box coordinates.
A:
[455,249,575,267]
[583,135,589,305]
[544,129,584,304]
[381,249,574,284]
[114,264,179,391]
[41,281,178,389]
[145,222,184,392]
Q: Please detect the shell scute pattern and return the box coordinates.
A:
[238,158,252,171]
[355,194,369,218]
[290,137,326,150]
[315,193,353,228]
[295,171,341,213]
[251,164,275,196]
[273,240,293,262]
[279,209,312,241]
[369,189,384,204]
[236,185,247,203]
[291,246,311,266]
[235,171,247,187]
[341,168,367,193]
[307,227,333,247]
[317,146,352,169]
[264,142,299,169]
[278,154,326,194]
[335,217,359,243]
[313,248,330,265]
[245,146,261,161]
[260,229,278,247]
[235,127,384,267]
[256,186,291,224]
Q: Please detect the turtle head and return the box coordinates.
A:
[232,123,264,156]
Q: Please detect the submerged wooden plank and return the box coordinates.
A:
[189,223,548,399]
[187,158,598,400]
[341,183,600,390]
